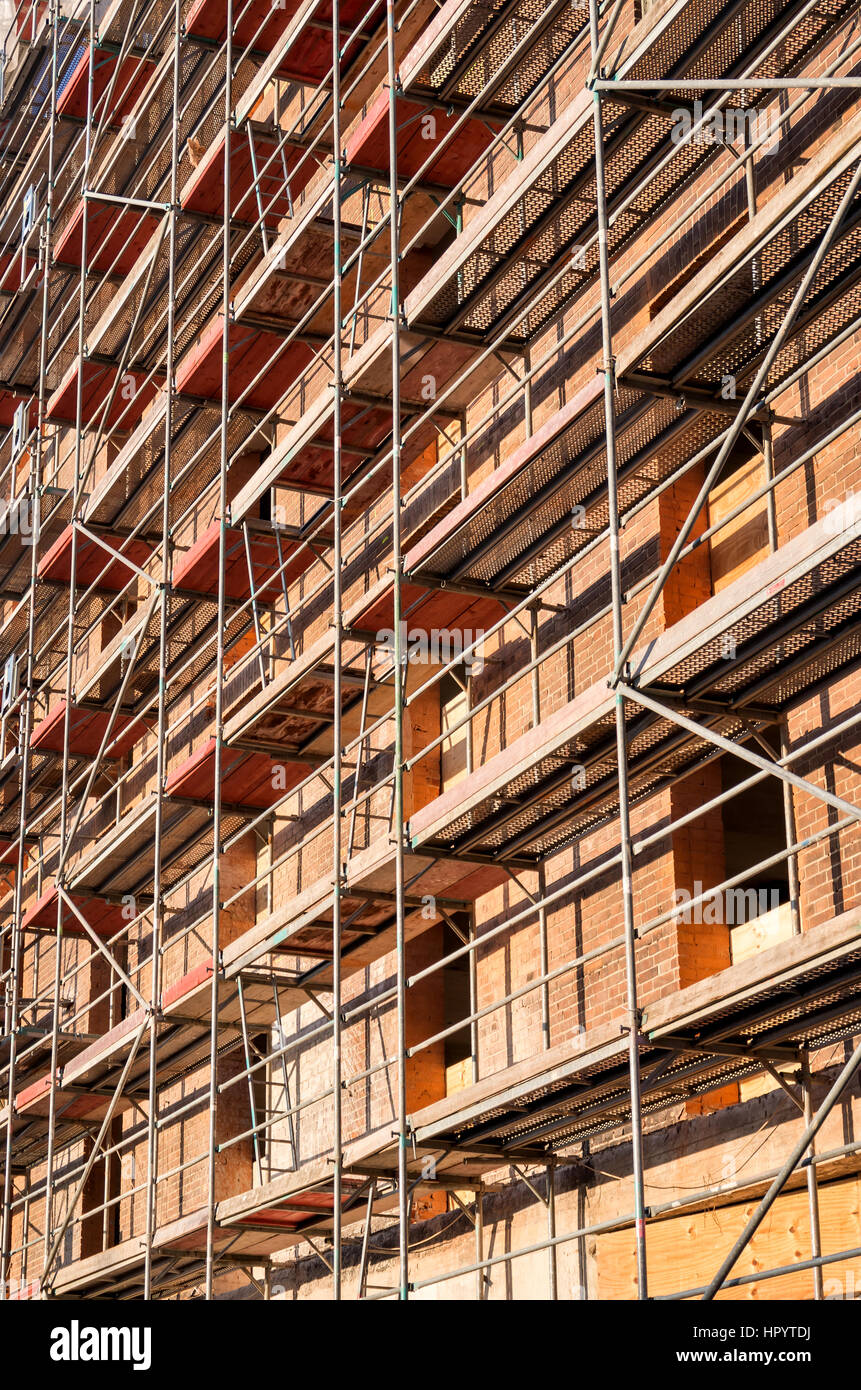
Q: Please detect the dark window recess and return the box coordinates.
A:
[440,669,464,708]
[716,423,762,480]
[720,733,790,925]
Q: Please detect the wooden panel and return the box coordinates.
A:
[37,524,151,590]
[445,1055,473,1093]
[596,1174,861,1300]
[0,388,29,427]
[708,455,770,592]
[56,47,157,123]
[730,901,795,965]
[0,250,38,294]
[53,199,161,275]
[441,684,469,789]
[730,902,797,1101]
[165,738,306,808]
[352,579,502,636]
[46,357,159,430]
[30,700,147,757]
[180,127,312,224]
[21,884,129,938]
[171,519,313,600]
[174,315,314,408]
[184,0,378,83]
[346,89,495,186]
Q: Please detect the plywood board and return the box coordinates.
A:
[597,1174,861,1300]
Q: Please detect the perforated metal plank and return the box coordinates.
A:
[0,586,104,683]
[66,792,251,897]
[46,1235,202,1300]
[406,0,856,345]
[84,395,263,535]
[633,103,861,398]
[0,1027,95,1090]
[0,483,70,598]
[407,375,731,592]
[408,909,861,1152]
[73,589,234,712]
[410,499,861,859]
[645,909,861,1040]
[401,0,586,112]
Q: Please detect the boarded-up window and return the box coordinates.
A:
[707,448,771,592]
[440,669,469,790]
[721,745,793,1101]
[443,917,473,1095]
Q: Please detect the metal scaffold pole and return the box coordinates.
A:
[386,0,409,1302]
[206,0,234,1304]
[589,0,648,1301]
[331,0,344,1300]
[42,0,98,1287]
[704,1032,861,1299]
[0,0,61,1299]
[144,0,183,1302]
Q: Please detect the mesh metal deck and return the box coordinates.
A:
[410,388,728,591]
[409,0,855,345]
[404,0,587,111]
[420,523,861,860]
[414,918,861,1152]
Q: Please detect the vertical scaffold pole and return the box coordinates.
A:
[801,1050,824,1300]
[144,0,183,1300]
[588,0,648,1299]
[206,0,234,1302]
[331,0,344,1300]
[0,0,60,1297]
[386,0,409,1302]
[43,0,98,1286]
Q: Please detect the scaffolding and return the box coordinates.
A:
[0,0,860,1301]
